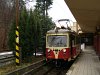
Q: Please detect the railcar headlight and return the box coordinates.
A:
[63,49,66,52]
[47,49,51,52]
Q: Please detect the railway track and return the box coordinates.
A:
[5,54,76,75]
[44,61,74,75]
[0,55,14,62]
[0,51,78,75]
[0,52,14,67]
[6,59,47,75]
[25,60,74,75]
[6,59,74,75]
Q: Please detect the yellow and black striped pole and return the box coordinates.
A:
[15,0,20,66]
[15,26,20,66]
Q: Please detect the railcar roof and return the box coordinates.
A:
[47,29,73,34]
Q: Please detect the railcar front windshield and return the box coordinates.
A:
[47,35,67,47]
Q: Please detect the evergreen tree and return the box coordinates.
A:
[8,0,54,62]
[35,0,54,55]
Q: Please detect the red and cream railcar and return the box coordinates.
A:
[46,28,81,63]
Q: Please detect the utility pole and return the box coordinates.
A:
[43,0,46,56]
[15,0,20,66]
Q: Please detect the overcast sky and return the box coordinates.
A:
[48,0,76,22]
[26,0,76,23]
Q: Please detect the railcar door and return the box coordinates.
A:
[69,34,75,58]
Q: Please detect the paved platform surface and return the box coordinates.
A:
[66,46,100,75]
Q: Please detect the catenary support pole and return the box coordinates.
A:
[15,0,20,66]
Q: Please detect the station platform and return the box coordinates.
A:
[66,46,100,75]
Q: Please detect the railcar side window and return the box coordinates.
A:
[47,35,67,47]
[76,36,81,44]
[70,34,75,46]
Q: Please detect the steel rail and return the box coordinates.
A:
[6,59,46,75]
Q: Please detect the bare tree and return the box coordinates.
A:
[0,0,15,51]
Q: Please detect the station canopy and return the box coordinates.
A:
[64,0,100,33]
